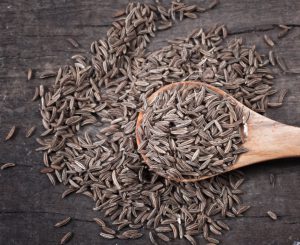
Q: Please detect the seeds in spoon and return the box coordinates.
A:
[157,232,170,242]
[139,84,246,180]
[149,231,158,245]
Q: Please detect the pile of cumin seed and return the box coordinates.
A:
[34,1,288,244]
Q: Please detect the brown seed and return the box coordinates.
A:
[1,163,16,170]
[67,38,80,48]
[99,232,115,239]
[93,217,106,227]
[157,232,170,242]
[5,126,16,141]
[278,24,291,30]
[278,28,289,38]
[40,167,54,174]
[170,223,178,239]
[39,71,56,79]
[27,68,33,80]
[237,205,251,215]
[277,25,291,38]
[263,34,275,47]
[61,188,76,199]
[184,234,197,245]
[101,226,116,235]
[269,50,275,66]
[112,170,121,190]
[46,173,56,186]
[60,231,73,244]
[120,230,143,239]
[267,210,278,220]
[31,87,39,101]
[26,126,36,138]
[269,173,275,187]
[276,55,288,72]
[149,231,157,245]
[54,217,72,227]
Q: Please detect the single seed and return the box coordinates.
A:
[54,217,72,227]
[263,34,275,47]
[99,232,115,239]
[1,163,16,170]
[26,126,36,138]
[267,210,278,220]
[5,126,16,141]
[60,231,73,244]
[67,38,80,48]
[93,218,106,227]
[27,68,33,80]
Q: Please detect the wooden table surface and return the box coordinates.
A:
[0,0,300,244]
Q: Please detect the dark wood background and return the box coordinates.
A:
[0,0,299,244]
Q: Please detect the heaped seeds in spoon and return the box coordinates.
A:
[139,84,246,180]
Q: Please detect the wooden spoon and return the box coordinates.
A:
[136,81,300,182]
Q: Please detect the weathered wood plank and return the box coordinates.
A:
[0,0,299,244]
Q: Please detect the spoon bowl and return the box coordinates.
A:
[136,81,300,182]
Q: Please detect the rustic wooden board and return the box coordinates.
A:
[0,0,300,244]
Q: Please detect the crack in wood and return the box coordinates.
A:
[0,210,95,223]
[228,24,300,35]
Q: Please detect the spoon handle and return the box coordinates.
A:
[235,111,300,168]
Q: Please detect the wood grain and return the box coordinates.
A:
[0,0,299,244]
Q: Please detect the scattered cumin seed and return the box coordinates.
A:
[60,231,73,244]
[25,126,36,138]
[269,173,275,187]
[67,38,80,48]
[1,163,16,170]
[267,210,278,220]
[27,68,33,81]
[54,217,72,227]
[40,71,56,79]
[93,217,106,227]
[263,34,275,47]
[31,87,40,101]
[4,126,16,141]
[40,167,54,174]
[278,28,289,38]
